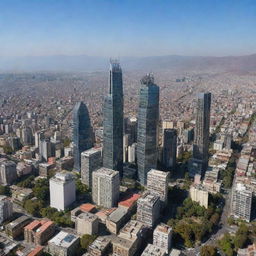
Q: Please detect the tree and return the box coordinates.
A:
[16,175,35,188]
[0,185,10,196]
[24,199,43,217]
[3,144,13,154]
[80,234,97,250]
[76,179,89,195]
[234,224,249,249]
[33,178,49,201]
[200,245,217,256]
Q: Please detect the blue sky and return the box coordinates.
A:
[0,0,255,57]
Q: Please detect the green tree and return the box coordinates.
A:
[80,234,97,250]
[0,185,10,196]
[33,178,49,201]
[24,199,43,217]
[234,224,249,249]
[200,245,217,256]
[76,179,89,195]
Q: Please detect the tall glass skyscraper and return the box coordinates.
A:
[103,61,123,175]
[73,101,93,172]
[190,92,211,177]
[137,74,159,185]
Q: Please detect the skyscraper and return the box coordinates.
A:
[137,74,159,185]
[190,92,211,177]
[73,102,93,172]
[103,61,123,176]
[162,129,177,170]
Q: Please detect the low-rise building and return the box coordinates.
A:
[24,219,55,245]
[88,235,111,256]
[141,244,166,256]
[106,207,129,234]
[6,215,31,239]
[75,212,98,236]
[47,231,80,256]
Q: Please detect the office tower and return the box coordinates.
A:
[22,126,33,145]
[35,131,45,148]
[128,143,136,163]
[81,147,102,188]
[124,117,137,144]
[123,134,129,163]
[39,139,54,162]
[162,129,177,170]
[8,136,21,151]
[50,172,76,211]
[137,191,160,227]
[147,169,169,205]
[73,101,93,172]
[137,74,159,185]
[190,92,211,177]
[153,223,172,254]
[0,196,13,224]
[0,160,17,185]
[92,167,119,208]
[231,183,252,222]
[103,61,123,176]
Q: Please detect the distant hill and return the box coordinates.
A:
[0,54,256,72]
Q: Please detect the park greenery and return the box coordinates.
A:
[200,245,217,256]
[167,193,223,248]
[217,223,251,256]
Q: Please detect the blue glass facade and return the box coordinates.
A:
[103,61,123,175]
[73,101,93,172]
[137,74,159,185]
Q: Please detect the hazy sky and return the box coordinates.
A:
[1,0,256,57]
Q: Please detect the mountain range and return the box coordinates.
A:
[0,54,256,72]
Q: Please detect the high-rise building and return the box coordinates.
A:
[231,183,252,222]
[0,196,13,224]
[141,244,166,256]
[22,126,33,146]
[50,172,76,211]
[190,184,209,208]
[0,160,17,185]
[39,139,54,162]
[137,74,159,185]
[147,169,169,205]
[81,147,102,188]
[73,101,93,172]
[92,167,120,208]
[162,129,177,170]
[190,92,211,177]
[103,61,124,176]
[137,191,160,227]
[153,223,172,254]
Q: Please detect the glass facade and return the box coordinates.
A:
[103,61,123,175]
[137,74,159,185]
[192,92,211,174]
[73,101,93,172]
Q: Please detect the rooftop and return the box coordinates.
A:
[48,231,79,248]
[81,147,101,156]
[93,167,119,178]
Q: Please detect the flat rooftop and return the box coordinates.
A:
[48,231,79,248]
